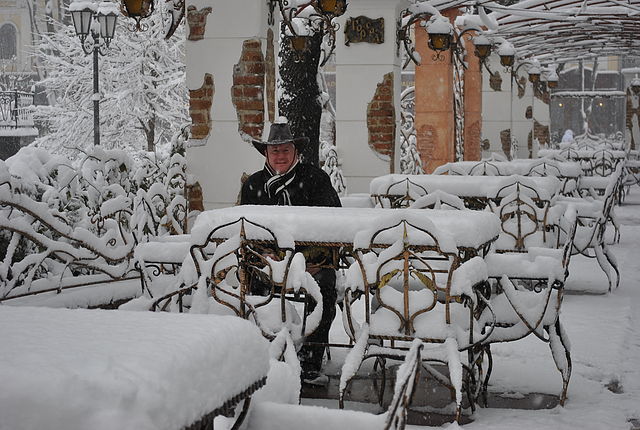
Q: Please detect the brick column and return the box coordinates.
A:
[463,31,482,161]
[367,72,396,163]
[414,9,459,173]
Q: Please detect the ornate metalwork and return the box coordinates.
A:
[344,16,384,46]
[399,86,423,175]
[0,90,34,128]
[452,37,465,161]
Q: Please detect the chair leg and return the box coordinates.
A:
[547,320,572,406]
[594,244,614,292]
[603,244,620,290]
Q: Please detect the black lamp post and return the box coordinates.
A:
[70,1,118,147]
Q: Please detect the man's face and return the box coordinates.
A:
[266,143,297,174]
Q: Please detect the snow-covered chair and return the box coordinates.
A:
[151,218,323,343]
[488,179,554,253]
[480,205,578,405]
[467,160,506,176]
[247,340,425,430]
[409,190,466,210]
[582,149,619,177]
[568,173,621,292]
[372,177,428,208]
[340,216,494,421]
[573,163,624,243]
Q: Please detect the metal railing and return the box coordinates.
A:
[0,90,35,128]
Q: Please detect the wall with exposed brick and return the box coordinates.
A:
[189,73,214,141]
[367,72,395,160]
[186,5,212,41]
[185,0,267,209]
[231,39,265,142]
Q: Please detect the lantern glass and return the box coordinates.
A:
[71,8,94,38]
[97,12,118,40]
[500,54,514,67]
[290,35,310,52]
[529,72,540,83]
[317,0,346,16]
[122,0,152,17]
[429,33,451,52]
[474,44,491,60]
[547,80,558,89]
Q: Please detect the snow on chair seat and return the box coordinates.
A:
[340,216,493,421]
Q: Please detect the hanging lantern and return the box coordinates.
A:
[426,18,453,52]
[498,42,516,68]
[631,78,640,93]
[528,66,541,83]
[316,0,347,17]
[473,34,492,61]
[120,0,154,30]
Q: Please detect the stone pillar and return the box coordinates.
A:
[414,9,459,173]
[334,0,408,193]
[463,32,482,161]
[186,0,269,208]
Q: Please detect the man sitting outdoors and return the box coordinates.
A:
[240,120,341,386]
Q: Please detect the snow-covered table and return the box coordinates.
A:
[191,205,501,256]
[433,159,582,178]
[369,174,561,209]
[538,148,627,160]
[0,306,270,430]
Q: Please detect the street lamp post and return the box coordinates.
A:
[69,1,118,146]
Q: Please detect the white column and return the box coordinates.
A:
[334,0,408,194]
[186,0,268,209]
[481,55,512,158]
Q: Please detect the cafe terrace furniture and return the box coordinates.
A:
[179,206,501,420]
[0,305,269,430]
[370,174,561,210]
[555,169,622,292]
[339,215,496,422]
[479,205,578,406]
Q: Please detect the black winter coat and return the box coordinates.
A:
[240,163,341,208]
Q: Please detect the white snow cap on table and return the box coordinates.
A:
[0,306,270,430]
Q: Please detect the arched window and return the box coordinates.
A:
[0,24,17,60]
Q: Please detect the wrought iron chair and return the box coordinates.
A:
[151,217,323,342]
[372,178,429,208]
[480,205,578,405]
[339,216,494,421]
[488,179,554,253]
[409,190,466,210]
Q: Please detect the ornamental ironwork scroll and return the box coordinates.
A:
[344,16,384,46]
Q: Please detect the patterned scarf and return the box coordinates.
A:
[264,159,298,205]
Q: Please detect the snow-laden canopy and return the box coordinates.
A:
[410,0,640,64]
[481,0,640,63]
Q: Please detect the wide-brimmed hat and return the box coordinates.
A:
[252,122,309,155]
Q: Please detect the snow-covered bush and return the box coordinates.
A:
[0,142,186,299]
